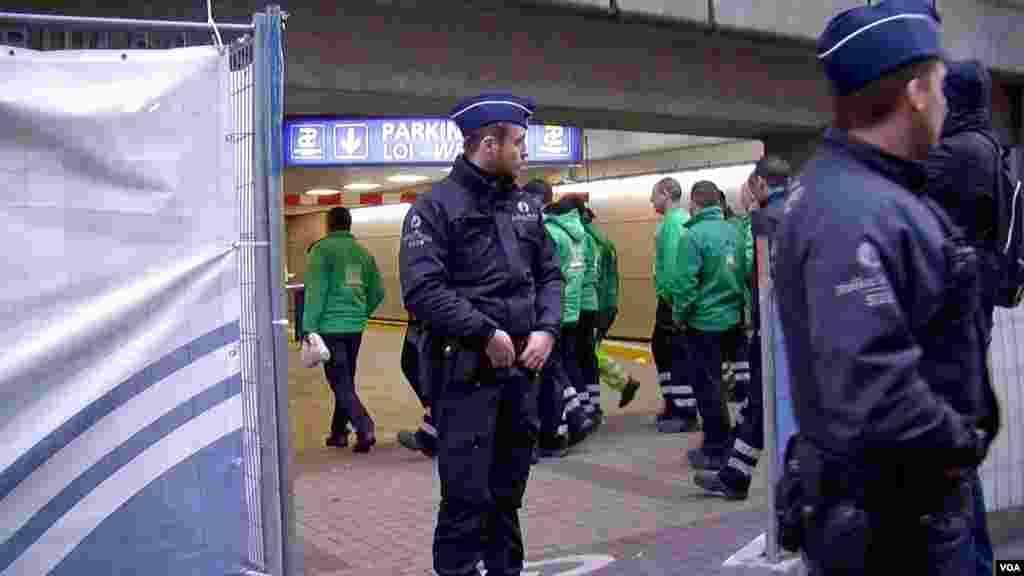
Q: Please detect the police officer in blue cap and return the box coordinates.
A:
[399,93,562,576]
[774,1,1000,573]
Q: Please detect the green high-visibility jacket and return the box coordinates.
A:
[302,231,384,335]
[654,206,689,302]
[670,206,745,332]
[544,210,587,325]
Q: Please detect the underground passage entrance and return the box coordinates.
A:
[280,111,765,457]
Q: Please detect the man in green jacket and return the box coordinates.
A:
[671,181,745,470]
[650,177,698,433]
[526,183,591,456]
[303,207,385,453]
[582,208,640,409]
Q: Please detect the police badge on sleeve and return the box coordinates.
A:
[403,209,432,249]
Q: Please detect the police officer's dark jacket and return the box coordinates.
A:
[775,129,999,473]
[399,155,563,347]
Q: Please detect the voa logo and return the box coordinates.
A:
[997,560,1023,574]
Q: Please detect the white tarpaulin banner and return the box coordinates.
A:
[0,45,243,575]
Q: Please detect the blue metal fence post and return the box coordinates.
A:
[254,5,297,576]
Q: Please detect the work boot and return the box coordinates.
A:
[538,435,569,459]
[687,448,726,470]
[569,417,596,446]
[352,434,376,454]
[397,430,436,458]
[694,470,748,501]
[325,435,348,448]
[618,377,640,408]
[656,412,699,434]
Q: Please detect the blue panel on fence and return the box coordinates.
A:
[52,430,245,576]
[772,299,799,472]
[285,117,582,166]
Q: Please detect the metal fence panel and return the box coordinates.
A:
[0,7,290,576]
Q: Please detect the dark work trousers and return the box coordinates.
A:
[559,323,589,438]
[686,329,730,456]
[560,323,584,408]
[576,310,601,416]
[720,323,751,401]
[321,333,374,439]
[433,363,540,576]
[803,476,973,576]
[652,298,688,417]
[668,332,699,420]
[719,334,763,491]
[538,329,568,448]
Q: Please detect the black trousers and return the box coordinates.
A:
[577,310,600,415]
[652,298,688,417]
[720,333,763,490]
[321,333,374,439]
[433,360,540,576]
[686,329,730,455]
[538,329,567,448]
[560,323,584,401]
[559,322,590,438]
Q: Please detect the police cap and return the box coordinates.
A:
[817,0,944,97]
[450,92,536,134]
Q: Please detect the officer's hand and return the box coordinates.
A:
[486,329,516,368]
[519,331,555,372]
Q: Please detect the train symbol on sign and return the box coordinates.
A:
[538,125,569,155]
[334,124,369,160]
[290,124,325,160]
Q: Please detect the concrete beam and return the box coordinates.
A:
[712,0,863,42]
[283,0,831,138]
[939,0,1024,76]
[614,0,707,24]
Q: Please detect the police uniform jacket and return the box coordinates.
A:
[399,155,563,347]
[775,129,999,474]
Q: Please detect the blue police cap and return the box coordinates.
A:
[817,0,944,96]
[450,92,536,134]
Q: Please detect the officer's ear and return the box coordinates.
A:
[905,66,940,115]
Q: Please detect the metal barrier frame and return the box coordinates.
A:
[0,7,295,576]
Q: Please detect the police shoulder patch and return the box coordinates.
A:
[856,240,882,270]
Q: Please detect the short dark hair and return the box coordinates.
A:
[327,206,352,232]
[833,58,941,131]
[655,177,683,202]
[464,123,511,156]
[523,179,554,204]
[753,156,792,187]
[691,180,721,209]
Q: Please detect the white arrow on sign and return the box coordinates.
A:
[340,127,362,155]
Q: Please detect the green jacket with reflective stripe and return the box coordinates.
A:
[544,210,587,325]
